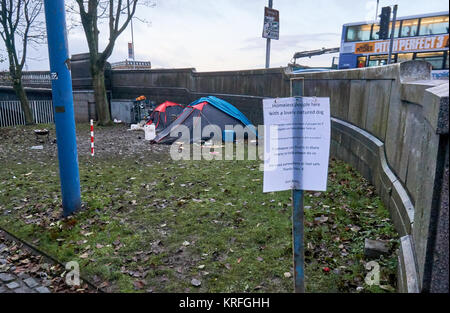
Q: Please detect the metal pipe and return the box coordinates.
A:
[43,0,81,216]
[266,39,271,69]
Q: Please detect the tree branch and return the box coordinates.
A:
[98,0,137,66]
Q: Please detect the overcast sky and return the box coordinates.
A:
[1,0,448,72]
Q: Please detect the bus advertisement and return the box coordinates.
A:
[338,11,449,79]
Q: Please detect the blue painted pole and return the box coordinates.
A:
[292,189,305,292]
[44,0,81,216]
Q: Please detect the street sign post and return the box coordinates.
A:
[263,95,330,292]
[262,6,280,40]
[263,1,279,68]
[43,0,81,216]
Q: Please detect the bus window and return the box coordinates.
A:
[419,16,449,35]
[390,21,401,38]
[372,24,380,40]
[400,19,419,37]
[368,54,396,67]
[372,21,400,40]
[346,24,372,42]
[357,56,367,68]
[397,53,414,63]
[415,52,445,69]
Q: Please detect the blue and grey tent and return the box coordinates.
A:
[151,96,257,144]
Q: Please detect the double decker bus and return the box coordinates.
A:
[338,11,449,78]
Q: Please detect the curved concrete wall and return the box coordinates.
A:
[292,62,448,293]
[76,60,449,293]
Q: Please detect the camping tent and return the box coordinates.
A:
[151,96,257,144]
[146,101,185,131]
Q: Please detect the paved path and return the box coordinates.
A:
[0,233,52,293]
[0,230,94,293]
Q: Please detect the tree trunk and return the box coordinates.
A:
[91,65,112,126]
[13,80,34,125]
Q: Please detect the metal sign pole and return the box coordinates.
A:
[265,39,271,69]
[43,0,82,216]
[265,0,273,69]
[387,5,398,65]
[291,83,305,293]
[292,188,305,292]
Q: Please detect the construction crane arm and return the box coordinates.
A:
[293,47,340,60]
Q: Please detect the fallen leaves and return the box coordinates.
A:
[314,215,329,224]
[133,280,146,289]
[350,225,361,232]
[191,278,201,287]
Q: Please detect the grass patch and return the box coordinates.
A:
[0,125,398,293]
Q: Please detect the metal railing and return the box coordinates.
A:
[0,71,51,86]
[110,60,152,69]
[0,100,54,127]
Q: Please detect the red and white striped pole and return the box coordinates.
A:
[90,119,94,157]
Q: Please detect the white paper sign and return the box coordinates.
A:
[263,97,331,193]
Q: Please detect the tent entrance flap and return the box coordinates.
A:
[147,101,185,131]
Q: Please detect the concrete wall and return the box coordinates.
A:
[71,53,112,91]
[73,61,448,293]
[110,67,291,100]
[282,63,447,293]
[72,90,97,123]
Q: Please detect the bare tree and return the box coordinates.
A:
[71,0,152,126]
[0,0,43,125]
